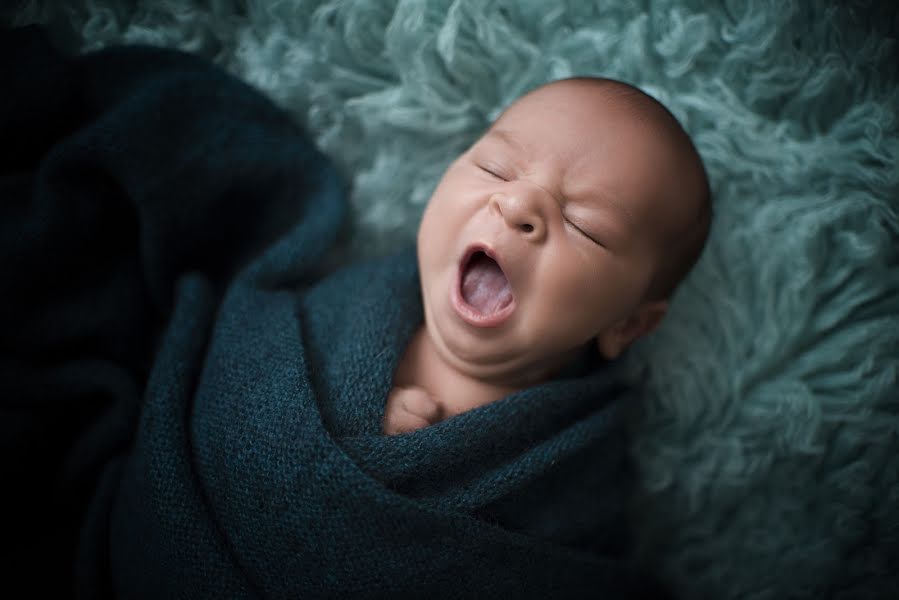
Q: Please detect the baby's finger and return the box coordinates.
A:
[399,388,440,422]
[384,409,432,436]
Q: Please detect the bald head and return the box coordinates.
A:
[499,77,712,301]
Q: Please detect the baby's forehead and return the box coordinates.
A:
[485,80,704,230]
[488,87,687,181]
[503,81,678,139]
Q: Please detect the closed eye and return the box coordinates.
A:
[478,165,509,181]
[567,219,603,247]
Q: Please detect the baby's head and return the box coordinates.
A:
[417,77,711,387]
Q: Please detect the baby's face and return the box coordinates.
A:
[417,80,694,386]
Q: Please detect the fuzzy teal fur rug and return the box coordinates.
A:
[9,1,898,598]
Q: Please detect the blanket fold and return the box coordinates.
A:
[1,26,665,599]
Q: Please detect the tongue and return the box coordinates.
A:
[461,253,513,315]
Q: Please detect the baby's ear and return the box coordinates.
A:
[596,300,668,359]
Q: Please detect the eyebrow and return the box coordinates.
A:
[486,128,637,231]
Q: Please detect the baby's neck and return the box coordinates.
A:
[393,326,519,420]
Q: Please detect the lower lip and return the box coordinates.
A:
[450,261,516,328]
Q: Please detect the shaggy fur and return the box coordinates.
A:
[9,1,898,598]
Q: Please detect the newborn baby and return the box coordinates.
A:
[4,27,713,594]
[384,77,711,434]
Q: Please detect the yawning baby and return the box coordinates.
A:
[384,77,711,435]
[3,27,714,593]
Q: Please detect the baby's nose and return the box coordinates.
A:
[489,189,547,242]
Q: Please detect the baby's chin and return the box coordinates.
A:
[423,312,581,389]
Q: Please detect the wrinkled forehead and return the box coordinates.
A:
[494,80,679,160]
[488,80,709,252]
[492,82,692,218]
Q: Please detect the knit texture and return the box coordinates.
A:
[7,2,899,597]
[0,26,658,598]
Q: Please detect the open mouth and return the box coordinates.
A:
[453,247,516,327]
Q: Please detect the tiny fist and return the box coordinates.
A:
[398,387,440,422]
[383,386,442,435]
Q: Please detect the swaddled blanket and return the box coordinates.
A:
[1,26,661,598]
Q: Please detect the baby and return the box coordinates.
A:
[384,77,712,435]
[4,26,713,593]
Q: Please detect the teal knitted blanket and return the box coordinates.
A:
[2,26,662,597]
[7,2,898,598]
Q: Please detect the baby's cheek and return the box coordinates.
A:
[548,273,611,336]
[420,199,457,250]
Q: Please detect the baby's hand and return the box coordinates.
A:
[383,386,442,436]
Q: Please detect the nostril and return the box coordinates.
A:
[521,223,534,233]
